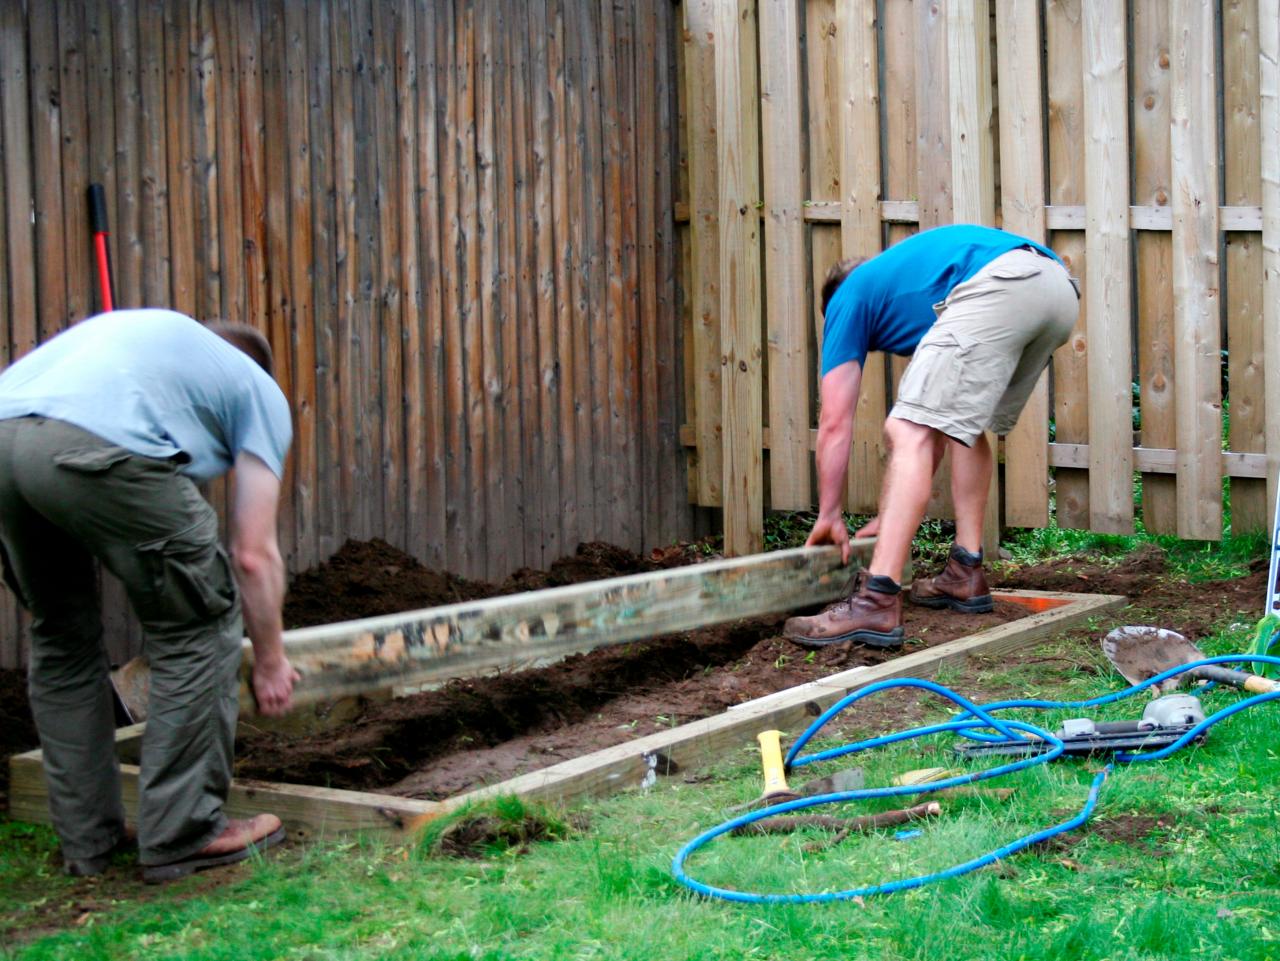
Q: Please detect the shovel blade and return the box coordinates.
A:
[1101,626,1203,692]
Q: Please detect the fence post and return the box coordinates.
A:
[1262,0,1280,514]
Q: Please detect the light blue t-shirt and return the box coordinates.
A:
[820,224,1063,375]
[0,309,292,482]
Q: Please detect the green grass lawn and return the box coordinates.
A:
[4,524,1279,960]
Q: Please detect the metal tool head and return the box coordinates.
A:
[1101,625,1205,693]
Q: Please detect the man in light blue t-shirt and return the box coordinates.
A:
[786,225,1079,650]
[0,309,297,882]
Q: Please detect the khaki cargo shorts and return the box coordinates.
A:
[890,247,1079,446]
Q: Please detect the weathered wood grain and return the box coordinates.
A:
[1263,0,1280,513]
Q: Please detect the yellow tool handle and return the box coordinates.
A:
[756,730,791,796]
[1245,674,1279,694]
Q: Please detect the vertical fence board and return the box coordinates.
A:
[1082,0,1133,534]
[190,0,220,323]
[30,5,68,340]
[759,0,809,510]
[1132,0,1177,533]
[996,0,1050,529]
[947,0,999,552]
[716,0,763,555]
[85,0,117,317]
[111,0,142,311]
[1,0,37,358]
[684,0,723,509]
[1224,0,1266,532]
[1170,0,1222,539]
[162,0,194,315]
[57,0,92,325]
[529,0,562,562]
[1046,0,1089,529]
[837,0,885,516]
[1263,0,1280,514]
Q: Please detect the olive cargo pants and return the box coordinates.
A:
[0,417,242,866]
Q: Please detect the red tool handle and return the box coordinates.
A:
[88,184,115,312]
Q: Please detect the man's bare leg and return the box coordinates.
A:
[948,433,993,555]
[867,417,946,582]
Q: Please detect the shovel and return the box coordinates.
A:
[1102,626,1280,695]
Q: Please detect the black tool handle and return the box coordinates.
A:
[88,183,110,234]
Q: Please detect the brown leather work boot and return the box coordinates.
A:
[908,544,994,613]
[783,572,904,649]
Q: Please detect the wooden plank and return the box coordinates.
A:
[9,751,442,840]
[162,0,195,316]
[30,2,68,341]
[1,0,37,358]
[1131,0,1176,534]
[528,0,562,561]
[759,0,809,511]
[1170,0,1222,540]
[547,0,580,548]
[84,0,116,316]
[372,0,404,557]
[593,0,624,547]
[451,590,1128,809]
[1048,443,1268,478]
[212,0,244,322]
[495,2,527,565]
[1082,0,1133,534]
[396,0,425,561]
[234,0,267,334]
[306,0,340,561]
[1264,0,1280,513]
[56,0,91,325]
[1224,0,1267,532]
[251,544,865,706]
[475,0,504,577]
[947,0,999,553]
[190,0,219,321]
[839,0,887,519]
[683,0,723,508]
[715,0,763,555]
[995,0,1050,529]
[634,0,663,543]
[330,0,363,544]
[415,0,448,570]
[284,0,317,569]
[1046,0,1089,529]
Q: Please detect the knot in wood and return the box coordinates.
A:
[738,360,748,372]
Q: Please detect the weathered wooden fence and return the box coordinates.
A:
[678,0,1280,555]
[0,0,692,667]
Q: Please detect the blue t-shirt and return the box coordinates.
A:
[0,309,292,482]
[820,224,1063,375]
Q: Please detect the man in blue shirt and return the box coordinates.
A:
[0,310,297,882]
[785,225,1079,649]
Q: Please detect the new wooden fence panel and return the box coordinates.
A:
[1131,0,1177,534]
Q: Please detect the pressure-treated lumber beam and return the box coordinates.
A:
[253,545,868,707]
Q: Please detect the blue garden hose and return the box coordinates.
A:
[671,655,1280,904]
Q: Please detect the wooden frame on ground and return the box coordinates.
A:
[9,587,1124,839]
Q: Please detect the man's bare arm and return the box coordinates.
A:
[230,451,297,716]
[805,360,863,564]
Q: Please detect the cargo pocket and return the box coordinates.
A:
[987,263,1043,281]
[136,511,237,627]
[53,446,135,474]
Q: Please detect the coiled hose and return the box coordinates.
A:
[671,654,1280,904]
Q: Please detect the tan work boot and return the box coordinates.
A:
[783,572,904,649]
[142,813,286,884]
[908,544,993,613]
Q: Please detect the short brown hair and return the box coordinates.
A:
[821,257,867,316]
[205,321,275,377]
